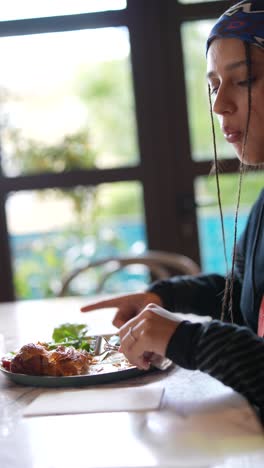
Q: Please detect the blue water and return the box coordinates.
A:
[198,211,248,274]
[10,212,249,298]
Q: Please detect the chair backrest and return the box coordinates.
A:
[58,250,200,297]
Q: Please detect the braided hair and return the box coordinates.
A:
[207,40,252,322]
[206,0,264,321]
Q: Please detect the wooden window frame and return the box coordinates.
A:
[0,0,235,301]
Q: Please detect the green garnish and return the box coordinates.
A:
[47,323,94,352]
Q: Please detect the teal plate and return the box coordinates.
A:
[0,365,154,388]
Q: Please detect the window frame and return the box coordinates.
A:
[0,0,237,301]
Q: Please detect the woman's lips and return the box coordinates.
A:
[223,127,242,144]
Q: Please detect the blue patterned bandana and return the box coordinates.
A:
[206,1,264,55]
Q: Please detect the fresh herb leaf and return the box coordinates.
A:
[49,323,93,352]
[52,323,88,342]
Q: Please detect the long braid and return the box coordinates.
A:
[207,41,252,323]
[228,41,252,320]
[208,85,229,321]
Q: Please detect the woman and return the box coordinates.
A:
[81,0,264,417]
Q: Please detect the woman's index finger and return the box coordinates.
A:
[80,297,120,312]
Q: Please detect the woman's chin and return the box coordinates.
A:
[241,155,264,166]
[235,147,264,166]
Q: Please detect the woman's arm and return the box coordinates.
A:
[118,303,264,409]
[148,273,244,324]
[167,319,264,408]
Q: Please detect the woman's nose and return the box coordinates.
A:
[212,85,236,116]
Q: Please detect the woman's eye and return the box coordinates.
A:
[210,87,218,96]
[237,77,256,87]
[208,84,218,96]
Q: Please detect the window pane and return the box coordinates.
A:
[0,27,138,175]
[7,182,147,299]
[195,172,263,274]
[0,0,126,21]
[181,21,232,161]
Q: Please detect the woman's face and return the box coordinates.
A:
[207,38,264,165]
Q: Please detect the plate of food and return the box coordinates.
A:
[0,323,171,387]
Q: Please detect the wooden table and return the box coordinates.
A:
[0,297,264,468]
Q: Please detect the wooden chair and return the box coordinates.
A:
[58,250,200,297]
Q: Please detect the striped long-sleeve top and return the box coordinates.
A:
[148,189,264,415]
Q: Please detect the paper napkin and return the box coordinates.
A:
[23,385,164,417]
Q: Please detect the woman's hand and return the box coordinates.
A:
[80,292,162,328]
[119,303,180,370]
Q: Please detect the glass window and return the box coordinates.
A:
[181,21,232,161]
[6,181,147,299]
[195,171,263,274]
[0,27,138,175]
[0,0,126,21]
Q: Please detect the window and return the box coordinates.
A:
[7,182,145,298]
[0,2,145,301]
[0,27,137,176]
[1,1,257,302]
[0,0,126,21]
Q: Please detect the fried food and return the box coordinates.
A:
[10,342,93,376]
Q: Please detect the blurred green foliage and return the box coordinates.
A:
[9,129,97,173]
[76,59,138,166]
[197,171,264,210]
[182,21,231,160]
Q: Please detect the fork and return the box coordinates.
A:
[94,336,172,370]
[93,336,119,356]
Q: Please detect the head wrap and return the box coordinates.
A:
[206,0,264,55]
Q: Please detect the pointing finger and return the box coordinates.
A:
[80,299,119,312]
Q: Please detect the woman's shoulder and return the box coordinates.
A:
[257,188,264,202]
[248,188,264,218]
